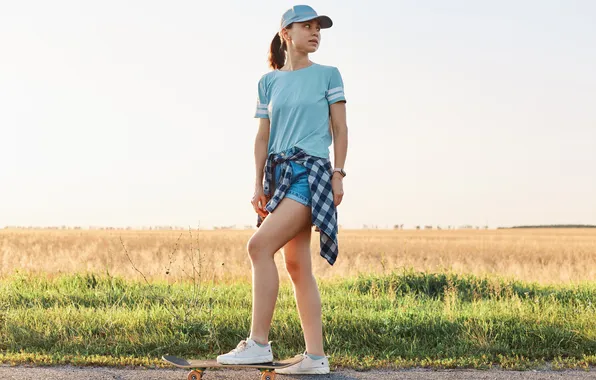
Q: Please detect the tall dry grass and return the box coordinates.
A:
[1,228,595,285]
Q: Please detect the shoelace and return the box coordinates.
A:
[232,340,248,353]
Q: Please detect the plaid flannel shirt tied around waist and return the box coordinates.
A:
[256,147,339,265]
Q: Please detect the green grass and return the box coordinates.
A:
[0,269,595,371]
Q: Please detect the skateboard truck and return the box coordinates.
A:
[186,368,275,380]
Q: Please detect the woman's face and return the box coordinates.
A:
[284,19,322,53]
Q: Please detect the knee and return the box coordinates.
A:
[285,259,306,281]
[247,235,270,262]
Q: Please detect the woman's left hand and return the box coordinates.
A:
[331,173,344,206]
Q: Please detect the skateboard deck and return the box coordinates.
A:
[162,354,304,380]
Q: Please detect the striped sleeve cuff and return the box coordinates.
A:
[254,102,269,118]
[326,87,346,104]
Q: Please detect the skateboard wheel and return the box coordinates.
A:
[260,370,275,380]
[187,370,203,380]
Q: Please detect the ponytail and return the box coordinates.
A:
[268,32,286,70]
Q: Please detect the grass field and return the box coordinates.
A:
[1,228,595,285]
[0,228,595,371]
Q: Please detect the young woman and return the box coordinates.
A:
[216,5,348,375]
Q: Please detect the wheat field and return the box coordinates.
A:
[1,228,595,285]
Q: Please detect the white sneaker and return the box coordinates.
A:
[216,338,274,365]
[276,351,330,375]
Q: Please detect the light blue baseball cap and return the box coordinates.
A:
[280,5,333,29]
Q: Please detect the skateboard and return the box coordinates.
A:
[162,354,304,380]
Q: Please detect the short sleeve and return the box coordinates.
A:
[326,67,346,105]
[254,76,269,119]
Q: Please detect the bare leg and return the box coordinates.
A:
[283,220,325,356]
[247,197,312,345]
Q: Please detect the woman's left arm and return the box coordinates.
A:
[330,101,348,206]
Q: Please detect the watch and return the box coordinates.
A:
[333,168,346,177]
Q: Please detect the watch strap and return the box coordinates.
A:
[333,168,346,177]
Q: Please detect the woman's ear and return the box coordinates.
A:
[280,28,291,44]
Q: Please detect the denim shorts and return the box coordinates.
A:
[274,160,312,207]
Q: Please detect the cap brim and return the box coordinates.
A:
[316,15,333,28]
[293,15,333,29]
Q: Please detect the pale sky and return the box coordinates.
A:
[1,0,595,230]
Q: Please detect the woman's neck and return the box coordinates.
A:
[282,49,311,71]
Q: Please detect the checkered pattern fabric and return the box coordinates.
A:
[256,147,339,266]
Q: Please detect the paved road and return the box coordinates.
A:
[0,365,595,380]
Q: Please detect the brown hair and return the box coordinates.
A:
[268,26,291,70]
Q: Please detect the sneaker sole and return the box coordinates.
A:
[276,367,330,375]
[216,355,274,365]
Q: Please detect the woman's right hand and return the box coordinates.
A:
[251,185,269,219]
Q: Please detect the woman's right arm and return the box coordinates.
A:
[252,118,270,217]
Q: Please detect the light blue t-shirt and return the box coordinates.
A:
[254,63,346,159]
